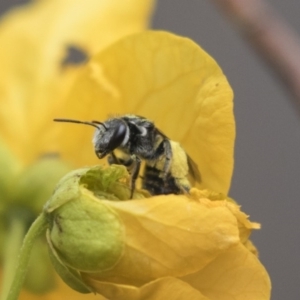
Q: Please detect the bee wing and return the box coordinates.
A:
[187,154,201,184]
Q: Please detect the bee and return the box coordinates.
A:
[53,115,200,197]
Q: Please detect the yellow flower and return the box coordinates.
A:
[43,165,269,300]
[0,0,154,299]
[45,31,269,299]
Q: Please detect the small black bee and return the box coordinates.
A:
[53,115,200,197]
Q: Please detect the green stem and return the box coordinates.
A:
[0,216,26,300]
[5,213,48,300]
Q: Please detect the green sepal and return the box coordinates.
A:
[47,231,92,294]
[44,167,90,213]
[80,164,138,200]
[44,165,149,214]
[47,193,125,272]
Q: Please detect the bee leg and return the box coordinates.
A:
[130,156,141,199]
[175,178,191,195]
[107,151,120,165]
[108,152,134,168]
[162,140,172,181]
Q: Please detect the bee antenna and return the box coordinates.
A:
[91,120,107,130]
[53,118,104,130]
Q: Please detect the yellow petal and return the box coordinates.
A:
[0,0,154,164]
[82,276,209,300]
[244,239,259,256]
[19,276,106,300]
[58,31,235,194]
[182,243,271,300]
[190,188,260,253]
[0,271,105,300]
[225,200,260,244]
[80,195,240,285]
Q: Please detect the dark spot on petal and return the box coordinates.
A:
[61,45,88,67]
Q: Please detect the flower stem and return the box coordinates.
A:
[4,213,48,300]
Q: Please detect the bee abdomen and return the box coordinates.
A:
[142,165,187,195]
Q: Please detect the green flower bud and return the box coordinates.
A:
[44,165,148,291]
[48,193,125,272]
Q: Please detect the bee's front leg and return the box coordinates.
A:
[129,155,141,199]
[107,152,140,198]
[108,152,134,167]
[107,151,120,165]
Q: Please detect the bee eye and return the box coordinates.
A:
[107,123,127,151]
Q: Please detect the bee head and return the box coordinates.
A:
[53,118,129,159]
[92,118,129,158]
